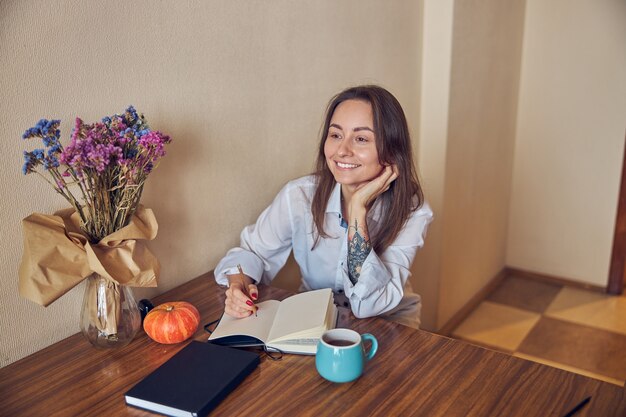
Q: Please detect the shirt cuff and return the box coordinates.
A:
[215,255,264,286]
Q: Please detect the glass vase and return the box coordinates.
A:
[79,273,141,349]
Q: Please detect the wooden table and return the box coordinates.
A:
[1,272,624,417]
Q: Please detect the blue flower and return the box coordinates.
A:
[22,151,38,174]
[42,135,56,147]
[125,105,138,121]
[22,127,38,139]
[22,119,61,141]
[32,148,45,161]
[43,157,59,170]
[42,119,60,135]
[47,144,61,156]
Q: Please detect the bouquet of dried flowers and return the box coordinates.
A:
[21,106,171,242]
[19,106,171,348]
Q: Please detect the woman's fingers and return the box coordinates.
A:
[225,302,253,318]
[375,165,398,197]
[248,283,259,301]
[225,283,256,317]
[381,165,398,189]
[225,297,255,318]
[377,165,396,188]
[356,165,397,205]
[228,282,252,303]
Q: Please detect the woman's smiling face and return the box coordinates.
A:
[324,99,384,192]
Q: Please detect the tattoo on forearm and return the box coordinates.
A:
[347,220,371,285]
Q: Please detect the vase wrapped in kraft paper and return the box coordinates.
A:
[18,205,159,335]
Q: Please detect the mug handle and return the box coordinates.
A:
[361,333,378,361]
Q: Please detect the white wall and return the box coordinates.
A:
[507,0,626,286]
[0,0,422,366]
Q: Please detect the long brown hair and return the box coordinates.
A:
[311,85,424,254]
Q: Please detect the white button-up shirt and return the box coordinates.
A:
[215,175,433,326]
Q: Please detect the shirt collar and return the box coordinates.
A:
[326,181,343,215]
[324,181,383,222]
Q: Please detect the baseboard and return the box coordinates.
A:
[505,267,606,293]
[437,268,508,336]
[437,266,608,337]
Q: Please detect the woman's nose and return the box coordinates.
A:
[337,139,352,157]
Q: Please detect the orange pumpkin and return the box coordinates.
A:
[143,301,200,344]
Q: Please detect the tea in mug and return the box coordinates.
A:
[325,339,354,347]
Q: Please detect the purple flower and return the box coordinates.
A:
[138,131,170,161]
[20,106,171,241]
[85,143,123,172]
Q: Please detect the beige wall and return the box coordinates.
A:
[438,0,526,327]
[4,0,622,366]
[0,0,422,366]
[412,0,453,330]
[507,0,626,286]
[415,0,527,329]
[417,0,625,329]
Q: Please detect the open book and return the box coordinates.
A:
[208,288,338,355]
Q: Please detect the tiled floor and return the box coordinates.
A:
[451,274,626,386]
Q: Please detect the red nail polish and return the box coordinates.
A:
[251,293,258,300]
[246,300,253,306]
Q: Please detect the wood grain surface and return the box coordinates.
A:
[1,272,624,417]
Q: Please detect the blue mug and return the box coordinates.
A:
[315,328,378,383]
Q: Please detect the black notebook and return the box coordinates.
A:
[125,341,260,417]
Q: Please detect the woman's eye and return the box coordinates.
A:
[356,136,368,143]
[329,133,341,139]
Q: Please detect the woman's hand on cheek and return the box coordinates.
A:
[352,164,398,208]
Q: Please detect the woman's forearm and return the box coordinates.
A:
[347,205,372,285]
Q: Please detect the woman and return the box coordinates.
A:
[214,85,433,328]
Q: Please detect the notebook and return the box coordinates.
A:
[208,288,337,355]
[124,341,259,417]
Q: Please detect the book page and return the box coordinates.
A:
[208,299,280,343]
[267,288,332,343]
